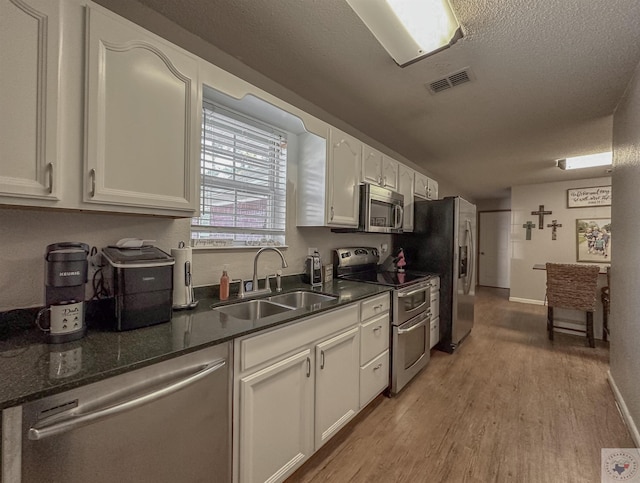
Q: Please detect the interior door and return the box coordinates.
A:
[478,211,511,288]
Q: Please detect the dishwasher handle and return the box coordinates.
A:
[28,358,226,441]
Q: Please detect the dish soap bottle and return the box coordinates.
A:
[220,265,230,301]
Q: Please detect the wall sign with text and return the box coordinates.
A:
[566,185,611,208]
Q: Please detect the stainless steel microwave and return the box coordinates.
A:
[359,183,404,233]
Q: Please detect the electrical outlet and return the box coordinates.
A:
[381,243,388,254]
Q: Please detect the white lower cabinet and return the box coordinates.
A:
[314,326,360,450]
[358,293,391,408]
[429,277,441,349]
[430,317,440,349]
[360,350,390,408]
[238,349,314,483]
[234,304,360,483]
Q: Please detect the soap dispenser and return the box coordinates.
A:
[219,265,230,301]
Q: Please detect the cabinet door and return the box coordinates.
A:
[414,172,429,199]
[84,6,199,214]
[362,145,383,185]
[315,326,360,450]
[360,350,389,408]
[381,155,399,191]
[427,177,439,200]
[360,313,390,365]
[430,317,440,349]
[397,164,414,232]
[0,0,60,202]
[327,129,360,227]
[239,349,314,483]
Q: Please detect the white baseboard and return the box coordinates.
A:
[509,297,544,305]
[608,370,640,447]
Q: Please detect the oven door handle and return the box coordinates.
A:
[398,285,429,298]
[401,300,429,317]
[397,319,427,334]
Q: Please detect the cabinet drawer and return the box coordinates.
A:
[359,350,389,408]
[430,317,440,349]
[239,304,358,372]
[430,293,439,319]
[360,313,389,365]
[360,293,390,321]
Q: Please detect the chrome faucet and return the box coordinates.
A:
[243,247,288,298]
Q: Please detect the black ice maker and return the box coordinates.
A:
[101,246,175,331]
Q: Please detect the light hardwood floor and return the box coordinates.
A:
[286,287,633,483]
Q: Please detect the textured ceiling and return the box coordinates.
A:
[129,0,640,199]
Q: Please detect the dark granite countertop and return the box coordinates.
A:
[0,279,390,410]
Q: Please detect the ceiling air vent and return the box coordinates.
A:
[427,68,473,94]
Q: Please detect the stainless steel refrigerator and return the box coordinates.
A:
[395,196,476,353]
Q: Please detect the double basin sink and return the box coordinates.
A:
[211,291,337,321]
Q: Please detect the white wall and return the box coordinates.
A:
[609,58,640,444]
[0,151,390,311]
[509,177,611,337]
[477,197,511,211]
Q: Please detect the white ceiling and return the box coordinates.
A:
[125,0,640,200]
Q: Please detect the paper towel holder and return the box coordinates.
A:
[172,241,199,310]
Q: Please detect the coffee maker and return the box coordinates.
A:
[37,242,89,343]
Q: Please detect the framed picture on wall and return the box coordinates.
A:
[567,185,611,208]
[576,218,611,263]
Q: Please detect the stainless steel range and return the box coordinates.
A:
[334,247,433,395]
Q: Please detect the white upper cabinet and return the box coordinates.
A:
[397,164,415,232]
[327,129,361,226]
[83,5,200,215]
[297,127,361,227]
[428,177,439,200]
[0,0,60,203]
[414,171,439,200]
[362,145,398,191]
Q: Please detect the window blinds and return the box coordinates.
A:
[192,102,287,247]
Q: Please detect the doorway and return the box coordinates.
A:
[478,210,511,288]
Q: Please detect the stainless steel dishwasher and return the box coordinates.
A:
[19,343,230,483]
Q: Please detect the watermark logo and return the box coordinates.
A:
[603,449,640,482]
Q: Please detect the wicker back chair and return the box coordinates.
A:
[601,267,611,341]
[546,263,600,347]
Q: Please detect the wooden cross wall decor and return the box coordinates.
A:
[531,205,552,229]
[547,220,563,240]
[522,221,536,240]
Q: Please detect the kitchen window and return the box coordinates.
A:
[192,102,287,248]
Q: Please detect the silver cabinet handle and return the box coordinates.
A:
[373,325,382,333]
[373,363,383,371]
[28,359,226,441]
[89,169,96,198]
[373,303,384,311]
[320,350,325,370]
[330,206,334,221]
[306,357,311,377]
[47,162,54,194]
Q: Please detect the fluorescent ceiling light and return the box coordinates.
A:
[346,0,463,67]
[557,152,612,170]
